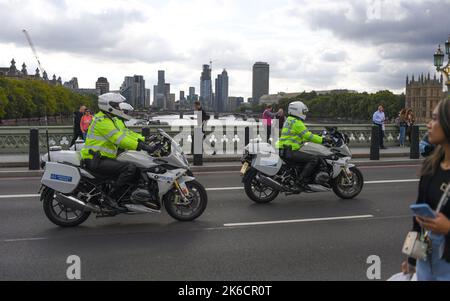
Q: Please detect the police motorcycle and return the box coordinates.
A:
[240,127,364,203]
[40,128,208,227]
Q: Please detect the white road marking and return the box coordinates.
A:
[0,179,421,198]
[206,187,243,191]
[224,214,374,227]
[365,179,419,184]
[0,194,40,199]
[3,237,48,242]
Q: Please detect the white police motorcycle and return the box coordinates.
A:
[240,127,364,203]
[40,129,207,227]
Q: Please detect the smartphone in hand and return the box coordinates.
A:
[410,203,437,219]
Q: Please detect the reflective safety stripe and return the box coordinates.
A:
[86,134,107,141]
[115,134,127,145]
[82,145,117,155]
[105,129,120,139]
[307,133,314,140]
[279,137,303,145]
[299,129,309,137]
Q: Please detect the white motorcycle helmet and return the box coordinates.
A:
[288,101,309,120]
[98,93,132,120]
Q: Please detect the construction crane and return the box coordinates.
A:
[22,29,45,74]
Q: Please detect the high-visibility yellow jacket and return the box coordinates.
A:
[113,117,145,142]
[276,116,323,151]
[81,112,140,160]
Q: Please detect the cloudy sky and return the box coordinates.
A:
[0,0,449,102]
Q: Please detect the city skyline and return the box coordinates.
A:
[1,0,449,99]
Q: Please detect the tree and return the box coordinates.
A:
[0,78,97,119]
[0,88,9,119]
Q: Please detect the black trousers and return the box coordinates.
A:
[266,125,272,142]
[373,123,385,147]
[84,157,137,198]
[281,148,319,181]
[70,130,84,147]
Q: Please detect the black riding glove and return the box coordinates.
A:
[137,141,160,153]
[322,137,333,145]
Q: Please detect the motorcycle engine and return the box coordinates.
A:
[314,172,331,186]
[131,189,154,203]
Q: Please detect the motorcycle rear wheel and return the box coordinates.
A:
[42,187,91,227]
[244,170,279,204]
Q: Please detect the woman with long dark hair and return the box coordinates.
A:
[401,98,450,280]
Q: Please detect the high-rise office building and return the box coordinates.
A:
[145,89,151,108]
[179,90,186,106]
[252,62,270,105]
[153,70,167,109]
[189,87,195,98]
[120,75,147,109]
[200,64,213,109]
[214,69,229,112]
[167,93,176,110]
[95,77,110,95]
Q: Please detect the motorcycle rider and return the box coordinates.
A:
[113,102,146,143]
[276,101,332,189]
[81,93,159,209]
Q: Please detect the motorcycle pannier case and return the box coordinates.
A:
[41,162,81,194]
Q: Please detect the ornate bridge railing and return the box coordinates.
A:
[0,124,427,154]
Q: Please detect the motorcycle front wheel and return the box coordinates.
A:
[332,167,364,199]
[163,180,208,221]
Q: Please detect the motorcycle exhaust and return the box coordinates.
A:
[306,185,331,193]
[257,174,286,192]
[124,204,161,214]
[55,193,101,213]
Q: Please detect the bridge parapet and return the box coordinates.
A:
[0,124,427,154]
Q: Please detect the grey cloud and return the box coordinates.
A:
[360,62,436,91]
[321,50,348,62]
[378,43,437,62]
[297,0,450,62]
[353,61,382,73]
[0,1,181,64]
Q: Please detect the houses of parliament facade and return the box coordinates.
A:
[0,58,62,86]
[405,73,447,123]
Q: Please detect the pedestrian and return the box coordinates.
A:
[70,105,86,147]
[193,101,213,155]
[406,109,416,142]
[372,105,386,149]
[276,108,285,137]
[262,104,277,143]
[401,98,450,281]
[80,109,93,141]
[398,109,408,147]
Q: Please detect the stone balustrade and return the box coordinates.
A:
[0,124,427,154]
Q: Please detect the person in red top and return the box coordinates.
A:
[80,109,93,141]
[262,105,277,142]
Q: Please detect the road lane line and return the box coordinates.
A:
[365,179,419,184]
[224,214,374,227]
[206,187,243,191]
[0,179,421,198]
[0,194,40,199]
[3,237,48,242]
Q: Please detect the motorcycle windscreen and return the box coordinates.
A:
[41,162,81,194]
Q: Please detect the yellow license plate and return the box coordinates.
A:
[240,162,249,175]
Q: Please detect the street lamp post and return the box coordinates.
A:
[434,35,450,91]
